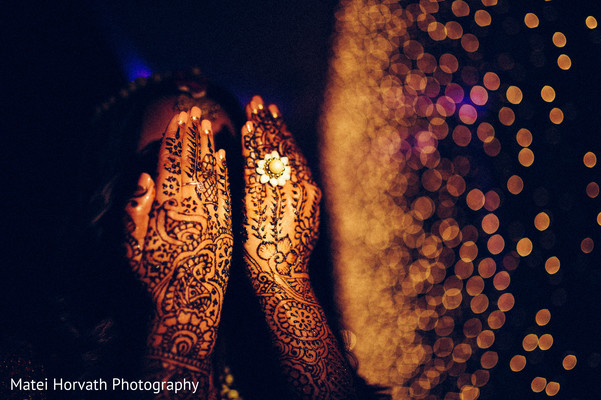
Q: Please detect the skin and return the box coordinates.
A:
[123,95,357,399]
[125,107,231,399]
[241,96,357,400]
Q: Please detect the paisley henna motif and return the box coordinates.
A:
[125,112,231,399]
[241,97,357,399]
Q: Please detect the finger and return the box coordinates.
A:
[156,112,186,202]
[245,95,266,121]
[200,120,217,201]
[242,95,282,160]
[182,110,216,203]
[240,120,257,160]
[241,98,305,186]
[181,106,202,187]
[124,173,156,266]
[215,149,232,227]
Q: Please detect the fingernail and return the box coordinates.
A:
[268,104,280,118]
[252,95,264,110]
[245,121,254,133]
[218,149,226,160]
[138,172,152,188]
[133,173,152,197]
[191,106,201,122]
[201,119,212,134]
[177,111,187,125]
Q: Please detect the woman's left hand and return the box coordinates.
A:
[240,96,357,399]
[240,96,322,286]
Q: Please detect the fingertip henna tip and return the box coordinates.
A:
[268,104,280,118]
[244,121,254,134]
[201,119,212,134]
[250,95,264,113]
[177,111,188,125]
[190,106,201,121]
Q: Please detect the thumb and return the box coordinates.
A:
[124,173,155,266]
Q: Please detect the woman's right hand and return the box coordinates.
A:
[123,108,232,397]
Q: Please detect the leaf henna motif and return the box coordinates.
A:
[241,98,357,399]
[124,115,232,399]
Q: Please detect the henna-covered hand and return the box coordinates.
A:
[124,108,232,399]
[241,96,357,399]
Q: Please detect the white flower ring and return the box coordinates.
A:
[256,150,291,186]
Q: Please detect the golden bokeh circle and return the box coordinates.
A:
[506,86,523,104]
[557,54,572,70]
[586,16,598,29]
[552,32,566,48]
[516,128,533,147]
[475,10,492,27]
[534,212,550,231]
[531,377,547,393]
[522,334,538,352]
[549,107,564,124]
[516,238,533,257]
[545,382,560,396]
[545,256,560,274]
[541,85,556,102]
[535,309,551,326]
[581,237,594,253]
[498,293,515,312]
[483,72,500,90]
[583,151,597,168]
[510,355,526,372]
[538,334,553,350]
[518,148,535,167]
[507,175,524,194]
[562,354,577,370]
[524,13,539,29]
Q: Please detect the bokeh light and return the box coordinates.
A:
[475,10,491,27]
[586,182,599,198]
[524,13,540,29]
[506,86,523,104]
[562,355,577,370]
[516,128,533,147]
[535,309,551,326]
[483,72,500,91]
[320,1,598,398]
[552,32,566,47]
[538,334,553,350]
[523,334,539,352]
[546,382,560,396]
[583,151,597,167]
[545,257,561,274]
[531,377,547,393]
[510,355,526,372]
[534,212,550,231]
[516,238,533,257]
[541,85,556,102]
[581,237,594,253]
[518,148,534,167]
[586,16,598,29]
[557,54,572,70]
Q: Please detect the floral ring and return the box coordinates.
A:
[256,150,291,186]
